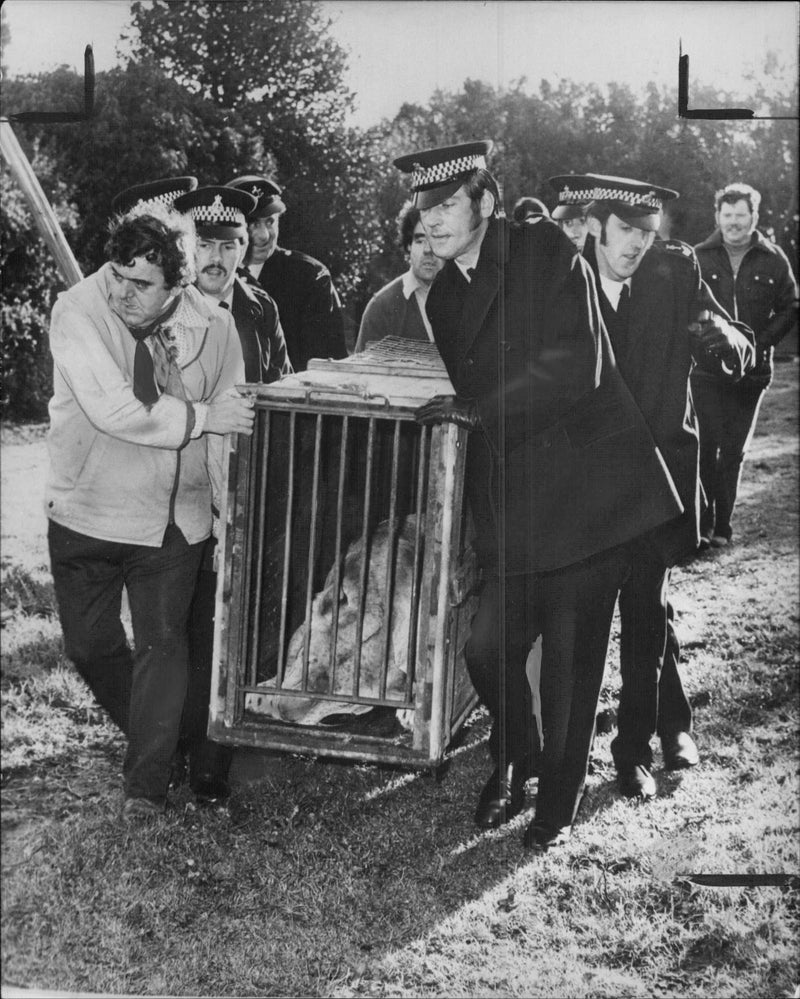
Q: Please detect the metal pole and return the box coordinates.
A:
[0,119,83,288]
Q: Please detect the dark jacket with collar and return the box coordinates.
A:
[425,216,683,575]
[250,247,347,372]
[584,234,755,562]
[229,277,292,383]
[693,228,798,387]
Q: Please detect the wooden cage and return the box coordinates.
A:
[208,339,479,769]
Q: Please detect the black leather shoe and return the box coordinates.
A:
[616,763,656,800]
[523,819,572,852]
[474,764,526,829]
[661,731,699,770]
[191,774,231,807]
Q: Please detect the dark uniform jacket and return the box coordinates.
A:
[693,229,798,387]
[584,234,756,563]
[230,277,292,384]
[250,247,347,372]
[425,216,683,576]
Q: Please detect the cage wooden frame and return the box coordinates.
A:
[208,366,479,769]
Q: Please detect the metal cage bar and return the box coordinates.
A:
[276,412,297,686]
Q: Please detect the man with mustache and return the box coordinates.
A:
[690,183,798,550]
[394,142,684,850]
[553,173,755,800]
[175,185,291,385]
[225,175,347,371]
[172,185,292,805]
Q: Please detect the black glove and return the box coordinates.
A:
[415,394,479,430]
[689,310,736,358]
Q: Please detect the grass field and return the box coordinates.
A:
[1,362,798,998]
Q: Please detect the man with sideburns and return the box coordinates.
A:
[394,141,682,850]
[552,172,755,800]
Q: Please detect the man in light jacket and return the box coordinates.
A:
[46,197,254,823]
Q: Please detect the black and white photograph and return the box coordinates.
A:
[1,2,798,996]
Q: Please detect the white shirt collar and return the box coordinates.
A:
[201,288,235,310]
[402,268,432,300]
[401,268,434,341]
[599,274,632,311]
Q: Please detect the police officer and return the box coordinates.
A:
[394,142,683,850]
[550,191,589,252]
[172,184,292,804]
[550,173,755,800]
[174,185,291,384]
[225,174,347,371]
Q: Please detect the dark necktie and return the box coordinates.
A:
[127,296,180,405]
[219,301,230,310]
[616,283,630,327]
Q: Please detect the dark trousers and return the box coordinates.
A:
[610,549,693,768]
[692,376,766,541]
[182,540,234,780]
[466,551,622,830]
[48,520,204,803]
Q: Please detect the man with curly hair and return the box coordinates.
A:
[45,188,255,823]
[355,201,444,352]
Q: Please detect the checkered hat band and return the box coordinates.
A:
[561,186,662,209]
[140,191,182,210]
[411,154,486,189]
[189,205,245,225]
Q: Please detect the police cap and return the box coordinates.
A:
[513,196,550,222]
[393,140,493,210]
[549,173,679,231]
[173,185,257,239]
[111,176,198,217]
[225,175,286,219]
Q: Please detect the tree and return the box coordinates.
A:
[127,0,353,126]
[126,0,380,301]
[1,144,78,419]
[363,63,797,301]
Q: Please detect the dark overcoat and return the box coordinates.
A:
[425,216,683,575]
[252,247,347,372]
[230,277,292,384]
[583,235,755,563]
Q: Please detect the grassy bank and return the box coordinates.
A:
[1,363,798,998]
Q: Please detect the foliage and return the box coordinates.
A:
[126,0,380,299]
[1,8,796,411]
[0,147,77,419]
[128,0,353,124]
[363,72,798,296]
